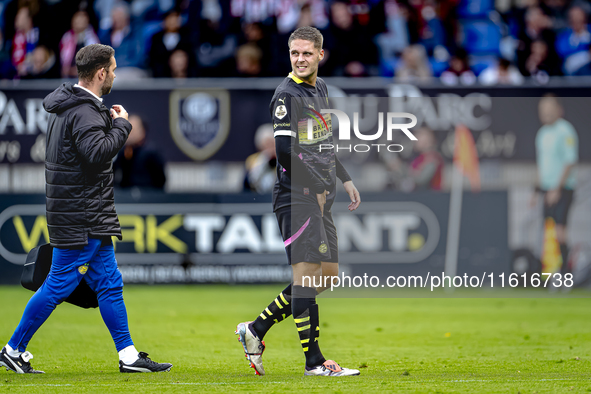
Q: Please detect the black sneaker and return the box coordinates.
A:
[119,352,172,373]
[1,347,44,374]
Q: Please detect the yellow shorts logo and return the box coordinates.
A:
[78,265,88,275]
[319,243,328,254]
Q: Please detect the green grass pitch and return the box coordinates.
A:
[0,285,590,393]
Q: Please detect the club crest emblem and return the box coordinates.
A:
[170,90,230,161]
[319,243,328,254]
[78,265,88,275]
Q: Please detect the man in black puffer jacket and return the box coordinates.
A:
[0,44,172,375]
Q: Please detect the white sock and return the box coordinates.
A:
[5,344,22,358]
[118,345,139,365]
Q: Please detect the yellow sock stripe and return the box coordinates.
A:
[274,298,283,309]
[303,347,309,352]
[265,307,272,316]
[297,324,311,331]
[300,339,309,344]
[279,293,288,305]
[259,313,267,320]
[316,326,319,331]
[294,316,310,324]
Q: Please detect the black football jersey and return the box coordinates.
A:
[270,73,336,211]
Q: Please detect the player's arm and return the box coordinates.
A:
[547,127,578,206]
[274,136,325,193]
[335,153,360,211]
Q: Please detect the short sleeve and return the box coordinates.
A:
[562,122,578,164]
[271,93,296,138]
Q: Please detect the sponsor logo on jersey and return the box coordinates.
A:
[274,122,290,129]
[298,111,332,145]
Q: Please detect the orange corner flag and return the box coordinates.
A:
[454,124,480,191]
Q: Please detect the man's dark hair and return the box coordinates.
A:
[76,44,115,82]
[288,26,323,50]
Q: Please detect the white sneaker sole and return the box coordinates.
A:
[235,322,265,376]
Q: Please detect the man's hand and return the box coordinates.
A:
[545,188,561,206]
[316,190,329,217]
[110,105,129,121]
[343,180,360,211]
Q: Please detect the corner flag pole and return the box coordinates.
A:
[444,163,463,280]
[444,125,480,282]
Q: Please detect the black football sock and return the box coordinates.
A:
[251,284,292,340]
[560,243,570,275]
[292,285,325,368]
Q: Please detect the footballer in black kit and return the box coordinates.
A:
[236,26,361,377]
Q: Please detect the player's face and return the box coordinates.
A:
[100,57,117,96]
[289,39,323,82]
[538,98,562,125]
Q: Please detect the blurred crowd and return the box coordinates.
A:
[3,0,591,83]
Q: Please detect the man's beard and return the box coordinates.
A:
[293,64,316,80]
[101,80,113,96]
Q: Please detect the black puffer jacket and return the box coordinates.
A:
[43,82,131,247]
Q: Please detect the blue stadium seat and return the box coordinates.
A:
[142,21,163,55]
[379,58,398,78]
[457,0,494,18]
[468,54,497,76]
[429,58,449,77]
[459,20,501,55]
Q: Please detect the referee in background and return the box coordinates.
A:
[0,44,171,374]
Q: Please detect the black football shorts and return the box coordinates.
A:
[275,203,339,265]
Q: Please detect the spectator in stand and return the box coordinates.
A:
[243,123,276,194]
[236,43,262,76]
[374,0,410,61]
[60,10,100,78]
[411,0,446,55]
[190,0,237,77]
[395,44,432,82]
[516,7,557,76]
[20,45,59,78]
[240,22,273,75]
[407,127,444,191]
[276,0,328,34]
[169,48,194,78]
[114,114,166,190]
[556,6,591,75]
[573,44,591,75]
[440,48,476,86]
[524,40,561,82]
[11,7,39,76]
[324,0,378,76]
[0,30,13,78]
[99,2,144,71]
[479,58,524,85]
[149,10,193,78]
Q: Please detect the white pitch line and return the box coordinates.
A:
[2,381,287,387]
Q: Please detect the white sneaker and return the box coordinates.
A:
[304,360,360,376]
[235,322,265,375]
